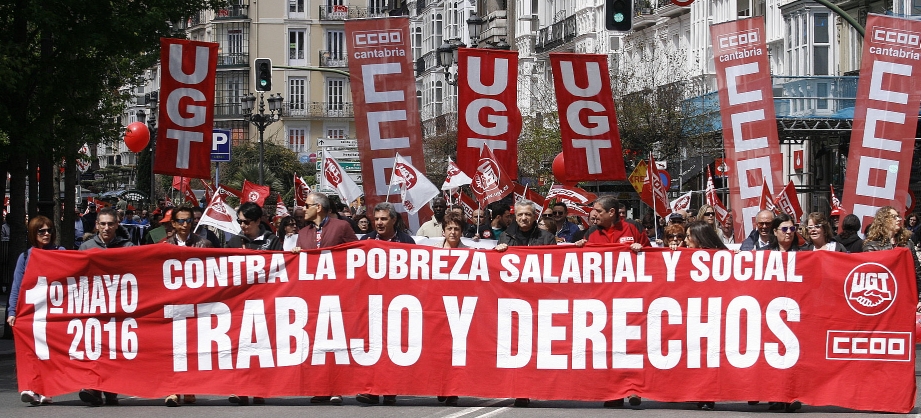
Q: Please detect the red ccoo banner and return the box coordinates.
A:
[11,243,918,413]
[841,14,921,230]
[710,17,784,241]
[154,38,218,179]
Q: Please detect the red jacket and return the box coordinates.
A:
[295,216,357,249]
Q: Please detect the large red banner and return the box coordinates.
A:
[154,38,218,179]
[345,18,429,230]
[710,18,784,241]
[841,14,921,228]
[550,53,627,181]
[13,244,917,412]
[456,49,521,180]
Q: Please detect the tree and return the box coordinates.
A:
[219,141,314,206]
[517,73,563,193]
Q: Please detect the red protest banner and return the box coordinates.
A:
[710,17,784,241]
[456,49,521,180]
[154,38,218,179]
[841,14,921,229]
[550,53,627,181]
[12,243,917,413]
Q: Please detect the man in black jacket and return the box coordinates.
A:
[495,199,557,252]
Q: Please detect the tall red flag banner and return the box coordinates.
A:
[470,145,513,206]
[456,49,521,180]
[12,244,917,413]
[646,155,671,218]
[345,18,430,230]
[841,14,921,229]
[710,17,784,241]
[549,53,627,181]
[154,38,217,179]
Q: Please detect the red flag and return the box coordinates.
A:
[456,48,521,181]
[241,180,270,205]
[218,183,243,200]
[153,38,217,179]
[294,174,312,207]
[470,145,513,206]
[173,176,197,205]
[759,179,778,213]
[86,197,109,208]
[705,166,730,224]
[774,180,804,221]
[830,184,842,212]
[200,179,215,204]
[172,176,190,191]
[457,193,477,220]
[513,183,546,209]
[546,184,597,206]
[645,155,671,218]
[550,53,627,181]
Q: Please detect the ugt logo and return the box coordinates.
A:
[325,160,342,186]
[844,263,897,316]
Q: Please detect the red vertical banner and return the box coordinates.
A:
[550,53,627,181]
[710,17,784,241]
[456,49,521,179]
[154,38,218,179]
[841,14,921,229]
[345,18,429,229]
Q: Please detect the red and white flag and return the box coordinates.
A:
[218,183,242,200]
[442,158,473,191]
[391,153,440,215]
[322,156,363,205]
[670,191,693,213]
[546,184,597,206]
[294,174,312,207]
[154,38,217,179]
[241,180,270,205]
[830,184,842,211]
[705,166,730,224]
[759,179,777,213]
[513,183,546,209]
[200,179,215,203]
[774,180,803,221]
[274,196,291,224]
[550,53,627,181]
[197,187,241,236]
[646,155,671,218]
[173,176,197,205]
[470,145,513,206]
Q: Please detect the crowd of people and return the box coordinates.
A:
[6,191,921,410]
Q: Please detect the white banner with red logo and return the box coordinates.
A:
[392,153,440,215]
[294,174,312,207]
[546,184,597,206]
[710,17,784,241]
[345,18,429,229]
[841,14,921,229]
[456,49,521,180]
[12,244,917,413]
[154,38,217,179]
[322,156,364,205]
[197,187,241,235]
[550,53,627,181]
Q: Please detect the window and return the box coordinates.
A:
[327,78,345,115]
[368,0,386,16]
[327,30,345,60]
[215,72,245,116]
[288,127,307,153]
[817,82,828,110]
[227,29,244,65]
[289,29,306,64]
[914,0,921,15]
[813,45,828,75]
[814,13,829,43]
[289,0,304,14]
[326,127,346,139]
[289,78,306,116]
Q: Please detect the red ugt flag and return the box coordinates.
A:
[470,145,513,206]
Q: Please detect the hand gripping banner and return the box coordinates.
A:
[710,17,784,241]
[13,244,917,412]
[841,14,921,228]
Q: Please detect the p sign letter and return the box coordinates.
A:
[211,129,231,162]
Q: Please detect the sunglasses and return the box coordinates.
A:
[703,212,714,216]
[666,234,685,240]
[37,228,52,235]
[237,218,255,225]
[777,226,796,233]
[173,218,193,225]
[806,225,822,230]
[552,211,566,215]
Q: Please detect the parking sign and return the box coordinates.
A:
[211,129,231,162]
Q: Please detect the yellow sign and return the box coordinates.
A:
[628,160,647,194]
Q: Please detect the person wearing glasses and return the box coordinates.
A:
[352,212,372,235]
[802,212,845,252]
[864,206,921,306]
[697,205,731,244]
[78,207,134,406]
[739,209,776,251]
[759,213,801,252]
[663,223,686,250]
[537,216,557,235]
[293,192,357,252]
[550,202,580,243]
[227,202,283,252]
[275,215,299,251]
[162,206,212,248]
[8,215,63,406]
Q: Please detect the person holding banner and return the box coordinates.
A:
[494,199,556,252]
[162,206,212,248]
[802,212,845,252]
[663,224,687,251]
[550,202,580,243]
[575,196,650,251]
[863,206,921,305]
[684,221,728,251]
[227,202,283,252]
[8,215,63,406]
[292,192,357,255]
[759,213,801,252]
[360,202,415,244]
[739,210,776,251]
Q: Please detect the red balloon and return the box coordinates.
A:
[124,122,150,153]
[552,153,576,185]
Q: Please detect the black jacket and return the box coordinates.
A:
[833,232,863,253]
[497,222,556,247]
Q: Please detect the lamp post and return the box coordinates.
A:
[140,91,158,204]
[242,92,284,185]
[438,12,492,85]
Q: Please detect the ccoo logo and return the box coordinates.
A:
[844,262,897,316]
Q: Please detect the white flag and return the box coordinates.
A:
[670,191,693,213]
[392,153,440,215]
[442,157,473,191]
[321,156,363,205]
[196,187,241,236]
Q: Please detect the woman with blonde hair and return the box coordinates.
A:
[698,205,731,244]
[864,206,921,306]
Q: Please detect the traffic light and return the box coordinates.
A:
[254,58,272,92]
[605,0,633,32]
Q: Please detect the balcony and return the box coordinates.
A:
[416,50,438,75]
[535,14,577,53]
[416,0,428,14]
[214,103,243,118]
[319,51,348,68]
[217,53,248,67]
[632,8,659,31]
[319,5,389,21]
[284,102,355,119]
[215,4,249,19]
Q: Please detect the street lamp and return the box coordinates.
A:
[141,91,158,203]
[242,92,284,185]
[437,39,466,85]
[466,12,484,47]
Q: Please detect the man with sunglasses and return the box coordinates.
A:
[550,202,580,243]
[292,193,356,253]
[227,202,283,251]
[163,206,211,248]
[739,209,776,251]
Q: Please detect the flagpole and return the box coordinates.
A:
[384,155,398,203]
[650,153,660,244]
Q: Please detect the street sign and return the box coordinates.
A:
[317,138,358,148]
[316,160,361,171]
[211,129,231,162]
[318,149,360,159]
